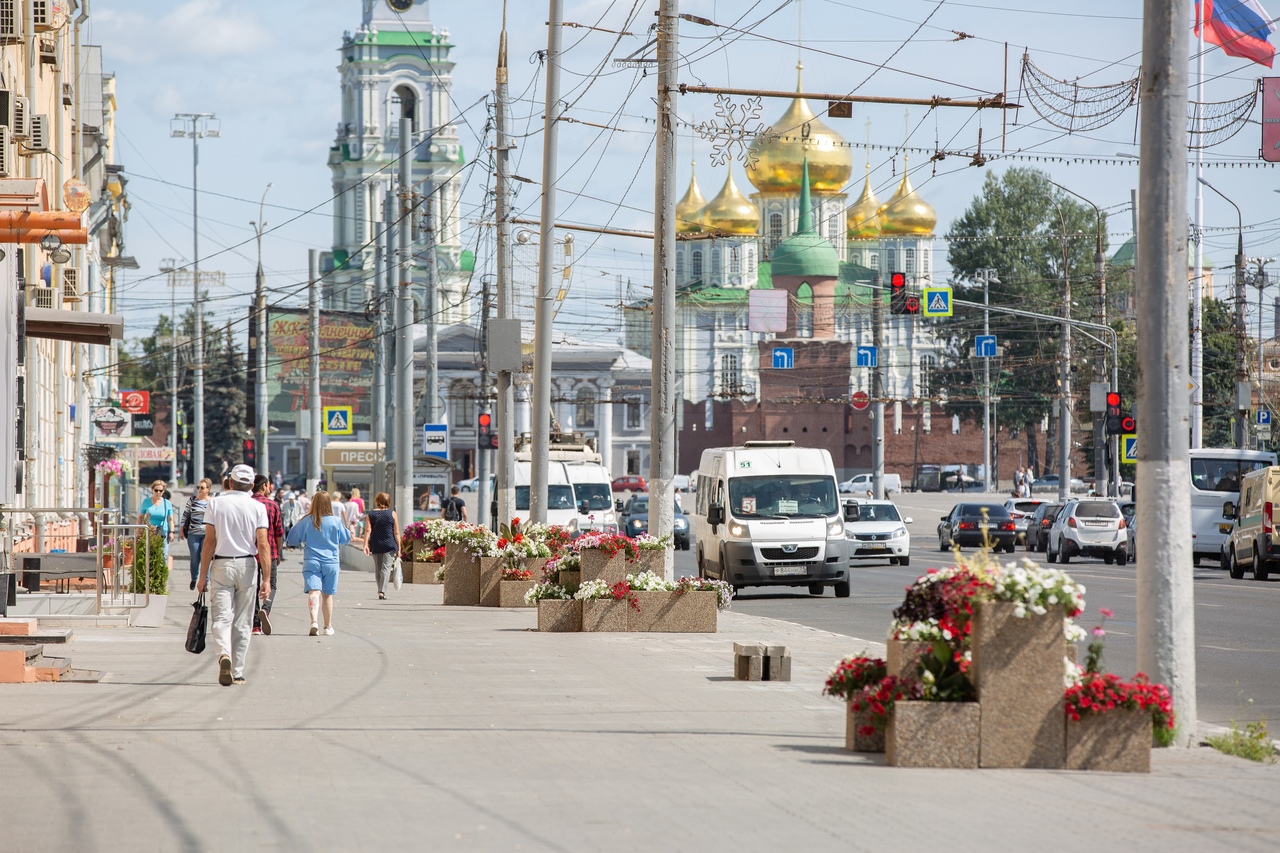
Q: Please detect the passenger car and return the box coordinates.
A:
[1221,465,1280,580]
[619,494,690,549]
[1002,499,1044,544]
[1024,502,1063,552]
[937,503,1017,552]
[1117,500,1136,561]
[1046,499,1127,565]
[844,500,912,565]
[611,475,647,493]
[838,473,902,494]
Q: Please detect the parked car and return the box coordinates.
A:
[1117,499,1137,561]
[1002,499,1044,545]
[1221,465,1280,580]
[1024,502,1063,552]
[1032,474,1088,494]
[844,499,912,565]
[619,494,690,550]
[611,475,647,493]
[839,473,902,494]
[937,503,1017,552]
[1046,499,1128,565]
[456,477,479,492]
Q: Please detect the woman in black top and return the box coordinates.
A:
[363,492,401,599]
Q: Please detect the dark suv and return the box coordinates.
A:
[938,503,1017,552]
[1024,503,1063,552]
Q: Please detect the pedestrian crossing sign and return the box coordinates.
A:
[323,406,354,435]
[921,287,953,317]
[1121,434,1137,465]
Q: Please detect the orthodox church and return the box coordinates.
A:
[323,0,471,322]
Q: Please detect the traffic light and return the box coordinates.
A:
[242,438,256,468]
[1120,414,1137,434]
[1105,391,1123,435]
[890,272,918,315]
[478,411,496,449]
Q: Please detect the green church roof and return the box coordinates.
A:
[767,159,840,279]
[1111,236,1211,269]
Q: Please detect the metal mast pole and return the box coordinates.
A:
[871,275,885,500]
[1058,229,1072,505]
[1137,0,1195,746]
[1199,177,1247,447]
[307,249,322,495]
[423,146,439,427]
[530,0,565,523]
[396,117,417,525]
[1192,14,1205,449]
[649,0,680,575]
[494,3,517,527]
[383,192,396,469]
[190,122,205,482]
[983,270,991,493]
[252,184,271,478]
[478,280,492,530]
[168,266,178,484]
[372,198,385,450]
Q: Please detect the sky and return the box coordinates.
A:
[93,0,1280,351]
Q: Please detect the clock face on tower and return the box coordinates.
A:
[387,0,414,11]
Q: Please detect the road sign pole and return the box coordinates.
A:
[872,273,885,500]
[982,270,992,492]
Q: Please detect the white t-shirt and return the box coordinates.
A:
[205,489,268,558]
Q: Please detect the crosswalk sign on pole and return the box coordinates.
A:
[1120,434,1137,465]
[921,287,953,317]
[322,405,354,435]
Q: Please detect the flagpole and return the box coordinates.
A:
[1192,1,1206,448]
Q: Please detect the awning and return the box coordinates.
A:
[24,307,124,345]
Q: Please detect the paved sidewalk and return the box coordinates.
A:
[1,559,1277,852]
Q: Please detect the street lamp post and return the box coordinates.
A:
[250,183,272,478]
[976,268,999,492]
[1198,176,1247,448]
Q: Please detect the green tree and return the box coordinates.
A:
[203,323,248,480]
[937,167,1107,478]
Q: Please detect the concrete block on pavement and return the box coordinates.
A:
[733,642,763,681]
[764,645,791,682]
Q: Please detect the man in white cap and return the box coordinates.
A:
[197,463,271,686]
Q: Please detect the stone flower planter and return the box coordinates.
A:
[407,561,443,584]
[580,548,626,584]
[537,598,581,632]
[1066,709,1151,773]
[478,556,505,607]
[442,545,481,606]
[886,701,981,768]
[629,550,664,577]
[885,637,930,681]
[522,557,549,580]
[556,569,581,590]
[971,601,1066,769]
[582,598,628,632]
[499,580,536,608]
[626,590,716,633]
[846,703,885,753]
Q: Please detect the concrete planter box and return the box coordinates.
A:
[886,701,981,768]
[1066,709,1151,773]
[846,703,885,753]
[582,598,628,632]
[580,548,626,584]
[442,546,481,606]
[629,551,664,578]
[626,590,716,633]
[556,569,581,590]
[886,637,930,681]
[522,557,549,580]
[478,556,505,607]
[406,561,443,584]
[499,580,536,608]
[972,601,1066,769]
[537,599,581,632]
[130,594,168,628]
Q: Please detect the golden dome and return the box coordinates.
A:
[878,161,936,236]
[675,167,708,234]
[746,64,854,193]
[846,167,881,239]
[698,171,759,236]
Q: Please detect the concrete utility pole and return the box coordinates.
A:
[978,268,998,493]
[1136,0,1195,746]
[383,192,396,471]
[494,4,517,528]
[871,274,885,500]
[530,0,565,524]
[649,0,680,575]
[1251,257,1276,444]
[396,117,417,526]
[422,146,439,428]
[1052,206,1073,505]
[161,261,180,485]
[372,195,386,451]
[1198,176,1246,448]
[307,249,322,495]
[251,183,272,477]
[478,280,492,530]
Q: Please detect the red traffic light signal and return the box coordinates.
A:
[478,412,492,429]
[890,272,918,315]
[1106,392,1121,408]
[890,272,906,288]
[477,410,493,449]
[1105,391,1124,435]
[1120,415,1136,433]
[242,438,256,467]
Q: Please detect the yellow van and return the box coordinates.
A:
[1223,465,1280,580]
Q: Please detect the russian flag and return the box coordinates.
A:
[1197,0,1277,68]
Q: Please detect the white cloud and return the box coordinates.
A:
[96,0,272,64]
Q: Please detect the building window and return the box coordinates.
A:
[711,248,721,275]
[729,245,741,274]
[747,247,756,273]
[887,248,897,272]
[721,353,741,395]
[869,252,879,270]
[768,212,784,251]
[452,383,475,426]
[625,396,642,429]
[921,247,930,276]
[692,250,704,280]
[676,251,685,280]
[828,213,840,245]
[919,354,935,397]
[905,248,916,277]
[575,387,596,428]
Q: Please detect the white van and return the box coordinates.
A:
[839,472,902,494]
[564,461,619,533]
[693,441,849,597]
[1190,448,1275,566]
[512,460,579,530]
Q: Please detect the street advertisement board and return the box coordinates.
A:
[265,308,376,434]
[1263,78,1280,162]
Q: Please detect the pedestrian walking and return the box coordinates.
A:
[197,464,270,686]
[252,474,285,635]
[138,480,176,574]
[349,487,365,516]
[286,491,351,636]
[441,484,468,523]
[363,492,400,600]
[179,478,212,591]
[273,469,283,491]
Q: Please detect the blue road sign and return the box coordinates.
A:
[322,406,353,435]
[422,423,449,458]
[1121,434,1137,465]
[922,286,953,317]
[771,347,794,369]
[976,335,998,358]
[1259,409,1272,426]
[855,345,878,368]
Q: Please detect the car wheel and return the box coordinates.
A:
[1192,555,1201,567]
[1103,554,1114,565]
[899,556,910,567]
[834,581,851,598]
[1229,547,1246,580]
[1254,546,1271,581]
[1046,542,1057,563]
[1060,545,1071,564]
[1116,549,1128,567]
[1220,549,1231,571]
[808,582,825,596]
[939,534,949,552]
[888,557,898,565]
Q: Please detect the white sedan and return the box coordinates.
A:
[844,499,912,566]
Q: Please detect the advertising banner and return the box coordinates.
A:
[118,390,150,414]
[1264,78,1280,162]
[265,308,377,434]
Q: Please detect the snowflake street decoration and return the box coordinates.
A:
[695,94,775,170]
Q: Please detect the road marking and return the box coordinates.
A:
[1202,644,1239,652]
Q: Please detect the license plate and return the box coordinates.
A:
[860,546,887,553]
[773,566,807,577]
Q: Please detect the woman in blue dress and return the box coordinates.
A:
[137,480,176,574]
[285,491,351,636]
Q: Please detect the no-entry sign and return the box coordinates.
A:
[851,391,870,411]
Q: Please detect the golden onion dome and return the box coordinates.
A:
[746,63,854,193]
[878,160,936,236]
[846,167,881,239]
[698,171,759,236]
[675,167,708,234]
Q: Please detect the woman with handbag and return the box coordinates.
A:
[285,491,351,636]
[138,480,176,574]
[179,479,213,591]
[362,492,400,600]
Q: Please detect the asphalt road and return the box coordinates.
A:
[672,489,1280,728]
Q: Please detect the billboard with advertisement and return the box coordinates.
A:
[265,308,377,434]
[118,390,150,414]
[1264,78,1280,162]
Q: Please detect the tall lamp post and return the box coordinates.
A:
[250,183,273,478]
[1197,177,1247,447]
[171,113,219,480]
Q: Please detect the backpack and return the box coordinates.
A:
[443,497,462,522]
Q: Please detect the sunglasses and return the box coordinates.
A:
[152,488,164,493]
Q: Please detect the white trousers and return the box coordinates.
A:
[209,556,257,678]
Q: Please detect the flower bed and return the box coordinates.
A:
[824,656,889,753]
